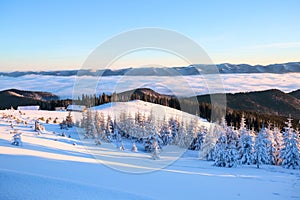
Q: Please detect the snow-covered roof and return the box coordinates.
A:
[17,106,40,110]
[66,105,86,112]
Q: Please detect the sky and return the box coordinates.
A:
[0,0,299,71]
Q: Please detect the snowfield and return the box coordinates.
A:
[0,106,300,200]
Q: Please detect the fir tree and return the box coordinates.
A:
[280,118,300,169]
[266,125,276,165]
[273,126,283,165]
[238,116,253,165]
[254,127,269,168]
[83,109,95,139]
[176,121,188,148]
[224,125,239,167]
[214,134,227,167]
[160,116,172,146]
[94,111,105,140]
[199,125,216,161]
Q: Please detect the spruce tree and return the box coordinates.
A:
[280,118,300,169]
[238,115,254,165]
[214,134,227,167]
[254,127,269,168]
[273,126,283,165]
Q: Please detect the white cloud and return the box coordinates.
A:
[0,73,299,98]
[248,42,300,49]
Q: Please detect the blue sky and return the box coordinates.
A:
[0,0,299,71]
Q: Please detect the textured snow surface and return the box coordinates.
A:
[0,73,299,98]
[0,108,300,200]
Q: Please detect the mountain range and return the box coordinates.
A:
[1,62,299,77]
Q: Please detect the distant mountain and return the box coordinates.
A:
[0,89,59,109]
[193,89,300,119]
[1,62,299,77]
[289,89,300,100]
[118,88,300,119]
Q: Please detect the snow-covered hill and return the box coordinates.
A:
[0,103,300,199]
[91,100,208,124]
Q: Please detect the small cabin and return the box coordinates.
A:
[55,107,66,111]
[17,105,40,110]
[66,105,86,112]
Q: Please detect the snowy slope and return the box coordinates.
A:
[0,108,300,200]
[91,100,208,124]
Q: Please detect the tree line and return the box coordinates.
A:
[80,109,300,169]
[38,90,299,130]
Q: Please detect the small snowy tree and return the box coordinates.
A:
[254,127,270,168]
[65,111,74,127]
[131,143,138,152]
[280,118,300,169]
[152,140,160,160]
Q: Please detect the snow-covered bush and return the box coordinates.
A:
[12,133,22,146]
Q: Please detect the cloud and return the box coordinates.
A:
[247,42,300,49]
[0,73,299,98]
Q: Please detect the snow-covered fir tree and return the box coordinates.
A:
[266,124,276,165]
[199,125,217,161]
[238,116,253,165]
[214,134,227,167]
[272,126,283,165]
[94,111,105,140]
[189,126,205,151]
[254,127,270,168]
[160,116,173,146]
[169,117,179,144]
[142,111,161,151]
[176,121,188,148]
[82,109,95,139]
[224,125,239,167]
[280,118,300,169]
[119,112,134,138]
[186,117,199,149]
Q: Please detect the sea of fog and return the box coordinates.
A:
[0,73,299,98]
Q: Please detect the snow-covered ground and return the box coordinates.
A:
[0,107,299,200]
[0,73,299,98]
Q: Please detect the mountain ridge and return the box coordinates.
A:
[1,62,299,77]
